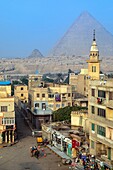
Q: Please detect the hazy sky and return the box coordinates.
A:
[0,0,113,57]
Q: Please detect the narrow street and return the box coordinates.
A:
[0,107,69,170]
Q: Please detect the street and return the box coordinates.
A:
[0,107,70,170]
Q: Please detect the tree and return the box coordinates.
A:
[20,77,28,85]
[53,106,87,122]
[11,80,21,96]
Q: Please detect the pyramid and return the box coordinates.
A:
[49,12,113,58]
[28,49,44,58]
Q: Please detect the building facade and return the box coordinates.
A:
[28,74,43,89]
[0,81,15,144]
[28,83,72,129]
[14,84,28,105]
[69,70,88,97]
[71,110,89,134]
[89,79,113,168]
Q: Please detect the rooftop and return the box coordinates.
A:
[0,81,11,85]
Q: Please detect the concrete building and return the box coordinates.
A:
[87,31,113,169]
[0,81,15,144]
[28,83,72,129]
[74,98,88,107]
[14,84,28,107]
[42,122,88,159]
[69,70,88,97]
[28,74,43,89]
[88,79,113,169]
[71,110,89,134]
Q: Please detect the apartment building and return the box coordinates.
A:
[0,81,15,144]
[28,83,72,129]
[14,84,28,104]
[89,79,113,168]
[69,69,88,97]
[86,31,113,168]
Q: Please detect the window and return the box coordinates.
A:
[97,125,106,137]
[48,94,54,98]
[1,106,7,112]
[68,93,71,97]
[48,104,53,108]
[92,66,96,72]
[98,90,106,98]
[34,78,38,81]
[109,92,113,100]
[91,89,95,97]
[42,103,46,110]
[21,87,23,90]
[21,94,23,97]
[91,140,94,149]
[35,103,39,108]
[2,118,15,125]
[92,123,95,131]
[55,94,61,102]
[91,106,95,114]
[62,104,65,107]
[42,94,45,98]
[56,104,60,108]
[37,93,40,98]
[98,108,106,118]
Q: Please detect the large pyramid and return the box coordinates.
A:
[49,12,113,58]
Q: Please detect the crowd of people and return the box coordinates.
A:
[72,154,110,170]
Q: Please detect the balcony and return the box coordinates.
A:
[105,138,113,145]
[92,134,113,148]
[90,96,107,106]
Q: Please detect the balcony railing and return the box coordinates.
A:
[90,96,107,106]
[105,138,113,144]
[91,133,113,148]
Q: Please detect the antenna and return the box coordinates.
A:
[93,29,95,41]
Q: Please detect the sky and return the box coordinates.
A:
[0,0,113,57]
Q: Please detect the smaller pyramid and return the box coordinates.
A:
[28,49,44,58]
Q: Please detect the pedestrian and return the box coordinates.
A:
[34,146,37,150]
[35,150,40,159]
[94,162,99,170]
[30,146,34,157]
[83,159,86,169]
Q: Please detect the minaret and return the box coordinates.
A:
[87,30,101,80]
